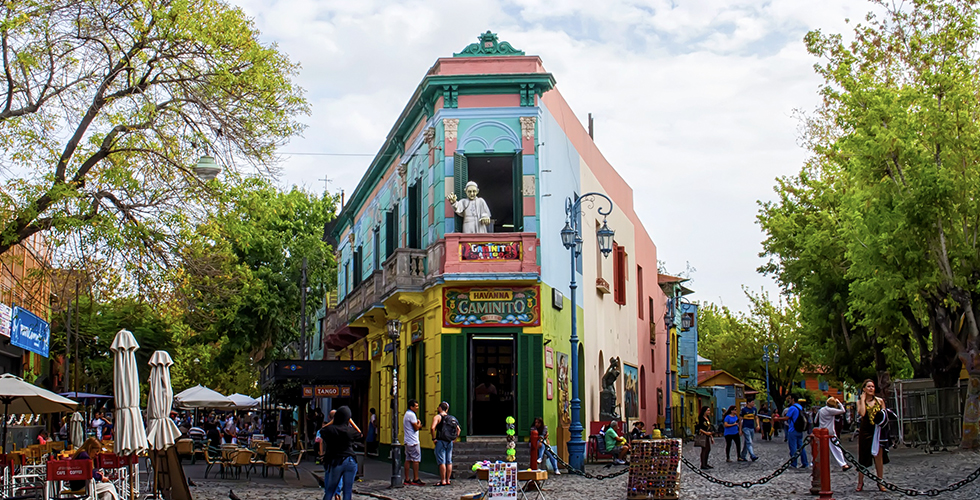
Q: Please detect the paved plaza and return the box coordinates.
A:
[181,438,980,500]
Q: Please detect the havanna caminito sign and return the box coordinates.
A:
[443,286,541,327]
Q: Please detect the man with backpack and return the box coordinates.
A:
[776,395,810,469]
[430,401,460,487]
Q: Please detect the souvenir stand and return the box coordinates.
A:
[626,439,681,500]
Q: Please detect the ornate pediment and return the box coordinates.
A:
[454,31,525,57]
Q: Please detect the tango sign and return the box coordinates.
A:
[460,241,521,261]
[443,286,540,327]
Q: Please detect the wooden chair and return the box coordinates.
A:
[261,450,286,478]
[282,450,304,479]
[202,446,224,479]
[227,450,253,480]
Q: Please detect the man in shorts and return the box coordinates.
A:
[403,399,424,485]
[431,401,460,486]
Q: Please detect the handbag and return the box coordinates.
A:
[694,434,707,448]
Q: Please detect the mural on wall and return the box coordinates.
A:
[623,363,639,419]
[443,286,541,327]
[556,351,570,425]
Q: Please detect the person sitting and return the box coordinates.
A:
[630,422,650,440]
[603,421,630,464]
[71,438,120,500]
[37,430,49,445]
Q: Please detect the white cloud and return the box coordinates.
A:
[235,0,869,312]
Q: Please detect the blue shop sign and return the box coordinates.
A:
[11,307,50,357]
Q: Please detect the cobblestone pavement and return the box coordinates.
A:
[344,438,980,500]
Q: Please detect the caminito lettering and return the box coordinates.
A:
[457,300,526,315]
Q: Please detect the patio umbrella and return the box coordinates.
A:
[228,393,258,410]
[146,351,180,451]
[110,329,148,456]
[0,373,78,451]
[70,411,85,448]
[174,385,235,409]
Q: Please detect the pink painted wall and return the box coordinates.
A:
[458,94,521,108]
[540,89,669,430]
[428,56,546,76]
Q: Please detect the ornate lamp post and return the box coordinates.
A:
[762,343,779,408]
[561,193,614,471]
[387,319,404,488]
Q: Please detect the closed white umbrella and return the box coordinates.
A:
[145,351,180,451]
[111,329,148,455]
[174,385,235,409]
[227,393,258,410]
[0,373,78,450]
[70,411,85,449]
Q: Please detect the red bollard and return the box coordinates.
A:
[813,428,835,500]
[530,429,539,471]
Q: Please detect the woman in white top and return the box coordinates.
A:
[816,397,852,471]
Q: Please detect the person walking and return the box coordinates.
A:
[759,403,773,441]
[431,401,460,487]
[856,379,888,492]
[403,400,424,485]
[816,397,851,472]
[739,399,760,461]
[321,406,361,500]
[722,406,743,462]
[695,406,715,470]
[530,417,559,473]
[777,395,809,469]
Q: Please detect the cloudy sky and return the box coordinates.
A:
[236,0,869,313]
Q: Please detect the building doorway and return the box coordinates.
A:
[470,333,516,435]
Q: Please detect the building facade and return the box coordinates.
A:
[323,32,669,458]
[0,234,52,379]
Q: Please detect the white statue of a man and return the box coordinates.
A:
[447,181,492,233]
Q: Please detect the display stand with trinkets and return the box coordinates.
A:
[626,438,681,500]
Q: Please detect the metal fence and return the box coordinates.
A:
[893,379,963,449]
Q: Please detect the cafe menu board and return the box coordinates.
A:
[0,303,10,337]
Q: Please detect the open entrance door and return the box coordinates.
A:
[470,333,516,435]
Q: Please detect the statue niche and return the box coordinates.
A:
[599,356,621,421]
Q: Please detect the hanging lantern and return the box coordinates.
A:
[193,155,221,181]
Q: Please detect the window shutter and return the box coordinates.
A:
[441,333,468,437]
[517,333,543,439]
[613,245,627,305]
[453,154,468,233]
[454,153,468,199]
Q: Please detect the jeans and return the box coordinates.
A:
[740,428,757,460]
[435,440,453,465]
[536,444,558,471]
[724,434,741,460]
[786,430,809,467]
[322,465,343,497]
[323,456,356,500]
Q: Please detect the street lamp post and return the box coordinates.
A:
[387,319,404,488]
[762,343,779,408]
[561,193,615,471]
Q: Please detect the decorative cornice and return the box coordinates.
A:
[444,118,459,142]
[519,116,536,140]
[454,31,525,58]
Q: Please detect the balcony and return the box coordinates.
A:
[440,232,539,276]
[326,232,540,349]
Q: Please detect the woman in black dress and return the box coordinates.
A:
[695,406,715,469]
[856,379,888,492]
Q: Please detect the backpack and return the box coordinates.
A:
[792,404,811,433]
[437,414,460,442]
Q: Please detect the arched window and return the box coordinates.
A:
[640,366,647,410]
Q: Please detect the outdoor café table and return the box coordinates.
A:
[44,458,94,500]
[475,468,549,500]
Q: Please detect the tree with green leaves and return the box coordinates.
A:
[761,0,980,447]
[698,289,812,411]
[0,0,307,289]
[177,179,336,365]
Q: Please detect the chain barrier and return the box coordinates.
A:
[680,435,813,488]
[830,436,980,497]
[545,444,631,480]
